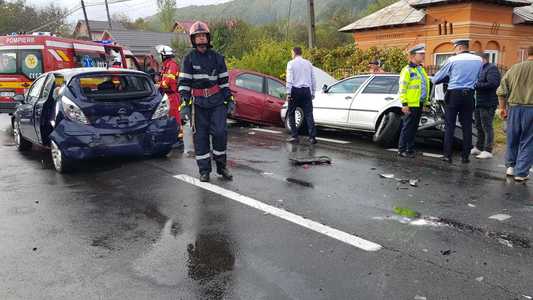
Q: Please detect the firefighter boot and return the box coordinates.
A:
[217,168,233,181]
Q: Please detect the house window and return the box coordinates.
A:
[485,50,498,64]
[434,53,454,67]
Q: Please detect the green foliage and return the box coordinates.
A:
[162,0,372,26]
[360,0,398,16]
[0,0,68,35]
[211,20,255,59]
[308,45,408,78]
[157,0,177,32]
[227,39,293,79]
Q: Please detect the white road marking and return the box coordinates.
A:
[423,152,444,158]
[386,148,398,152]
[174,174,382,252]
[315,137,350,144]
[251,128,283,134]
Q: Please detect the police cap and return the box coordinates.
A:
[452,38,470,47]
[409,44,426,55]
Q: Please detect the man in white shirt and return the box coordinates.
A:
[286,47,317,144]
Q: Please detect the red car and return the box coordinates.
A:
[229,69,286,126]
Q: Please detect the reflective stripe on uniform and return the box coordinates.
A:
[218,72,229,78]
[192,74,218,81]
[179,86,191,91]
[212,150,226,156]
[163,74,176,79]
[219,83,229,88]
[179,73,193,79]
[196,153,211,160]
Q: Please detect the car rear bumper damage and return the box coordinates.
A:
[49,119,178,160]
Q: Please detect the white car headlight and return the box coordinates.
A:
[61,96,89,124]
[152,94,170,120]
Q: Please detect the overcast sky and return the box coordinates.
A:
[25,0,232,23]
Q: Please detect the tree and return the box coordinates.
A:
[157,0,177,32]
[0,1,68,35]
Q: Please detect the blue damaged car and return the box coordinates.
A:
[11,68,178,172]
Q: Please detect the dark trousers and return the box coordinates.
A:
[474,106,496,153]
[398,107,422,153]
[194,104,227,175]
[288,87,316,139]
[506,106,533,177]
[443,89,475,158]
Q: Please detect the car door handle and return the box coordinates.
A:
[384,97,395,101]
[267,99,274,103]
[345,96,353,100]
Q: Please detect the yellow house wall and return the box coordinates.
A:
[351,2,533,67]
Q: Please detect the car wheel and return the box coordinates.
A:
[13,120,32,151]
[284,106,307,134]
[373,111,401,147]
[51,140,72,173]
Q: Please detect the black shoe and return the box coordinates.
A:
[461,157,470,164]
[441,156,452,163]
[286,137,299,143]
[308,138,317,145]
[217,168,233,181]
[199,173,210,182]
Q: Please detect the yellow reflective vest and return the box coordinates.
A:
[398,64,430,108]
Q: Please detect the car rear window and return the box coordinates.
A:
[74,73,153,100]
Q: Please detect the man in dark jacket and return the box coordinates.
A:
[472,52,501,159]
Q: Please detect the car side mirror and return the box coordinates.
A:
[322,84,328,93]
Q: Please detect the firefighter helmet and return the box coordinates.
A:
[155,45,175,58]
[189,21,211,48]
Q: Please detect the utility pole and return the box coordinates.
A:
[286,0,293,41]
[105,0,112,30]
[81,0,92,39]
[307,0,316,48]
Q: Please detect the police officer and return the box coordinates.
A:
[432,39,483,163]
[179,21,234,182]
[157,45,182,143]
[398,44,430,158]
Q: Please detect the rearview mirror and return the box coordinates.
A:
[322,84,328,93]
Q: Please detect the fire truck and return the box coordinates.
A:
[0,34,140,114]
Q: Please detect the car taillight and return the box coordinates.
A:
[152,94,170,120]
[61,96,89,125]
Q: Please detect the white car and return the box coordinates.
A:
[281,73,446,146]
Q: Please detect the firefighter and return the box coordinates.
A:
[156,45,182,142]
[178,21,234,182]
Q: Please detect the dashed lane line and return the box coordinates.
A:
[174,174,382,252]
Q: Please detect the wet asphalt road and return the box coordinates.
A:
[1,113,533,300]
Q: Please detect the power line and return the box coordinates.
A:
[28,0,137,32]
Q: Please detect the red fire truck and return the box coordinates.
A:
[0,34,139,114]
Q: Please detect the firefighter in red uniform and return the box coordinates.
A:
[156,45,182,142]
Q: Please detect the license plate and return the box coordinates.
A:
[0,92,15,97]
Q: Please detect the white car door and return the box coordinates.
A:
[349,75,399,130]
[313,76,370,127]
